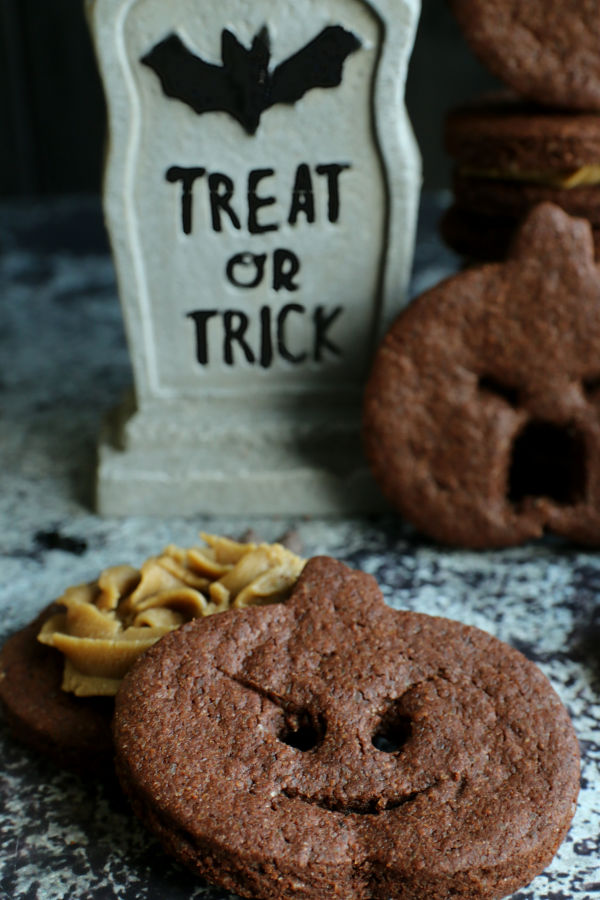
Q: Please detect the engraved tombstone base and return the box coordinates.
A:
[96,393,387,516]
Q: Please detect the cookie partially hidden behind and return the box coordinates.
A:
[114,556,579,900]
[448,0,600,111]
[442,93,600,261]
[0,534,305,772]
[0,606,114,773]
[365,203,600,548]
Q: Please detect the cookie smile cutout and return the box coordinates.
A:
[227,672,426,814]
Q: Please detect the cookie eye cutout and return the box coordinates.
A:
[278,709,325,752]
[478,374,519,407]
[371,706,412,754]
[508,420,587,506]
[225,673,326,751]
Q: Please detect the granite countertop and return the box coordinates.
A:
[0,195,599,899]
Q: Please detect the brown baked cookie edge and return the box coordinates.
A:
[0,606,114,773]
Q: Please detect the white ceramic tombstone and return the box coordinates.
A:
[88,0,421,515]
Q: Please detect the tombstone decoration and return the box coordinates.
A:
[88,0,421,516]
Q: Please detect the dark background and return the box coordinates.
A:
[0,0,499,197]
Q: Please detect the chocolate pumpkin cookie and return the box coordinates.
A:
[114,556,579,900]
[448,0,600,111]
[443,94,600,260]
[364,203,600,547]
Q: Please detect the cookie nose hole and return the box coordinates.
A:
[372,712,412,753]
[508,420,586,505]
[478,374,519,407]
[278,711,324,752]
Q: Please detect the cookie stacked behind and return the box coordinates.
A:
[443,1,600,260]
[442,94,600,260]
[447,0,600,112]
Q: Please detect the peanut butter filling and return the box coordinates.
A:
[460,164,600,189]
[37,534,305,697]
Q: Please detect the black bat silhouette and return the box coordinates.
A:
[141,24,361,135]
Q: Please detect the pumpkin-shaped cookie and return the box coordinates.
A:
[114,556,579,900]
[364,203,600,547]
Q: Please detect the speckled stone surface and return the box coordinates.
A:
[1,195,599,899]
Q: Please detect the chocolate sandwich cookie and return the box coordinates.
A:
[0,535,304,771]
[0,606,114,773]
[443,94,600,260]
[448,0,600,111]
[364,203,600,548]
[114,556,579,900]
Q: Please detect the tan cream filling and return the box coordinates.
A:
[37,534,305,697]
[460,164,600,189]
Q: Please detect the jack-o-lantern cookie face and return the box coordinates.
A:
[364,203,600,548]
[114,557,579,900]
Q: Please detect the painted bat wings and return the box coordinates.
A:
[141,25,361,135]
